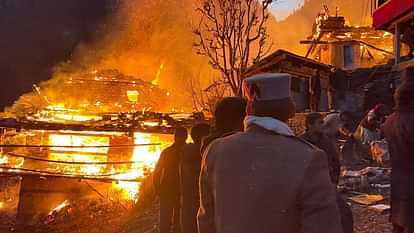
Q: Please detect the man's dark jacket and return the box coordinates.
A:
[382,110,414,229]
[180,143,203,233]
[300,131,341,184]
[153,142,186,200]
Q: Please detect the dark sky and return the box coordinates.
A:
[0,0,115,110]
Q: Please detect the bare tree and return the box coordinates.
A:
[187,73,231,114]
[194,0,274,95]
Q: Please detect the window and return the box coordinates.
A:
[343,45,354,69]
[377,0,389,8]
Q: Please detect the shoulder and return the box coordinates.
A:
[298,132,310,141]
[162,145,175,153]
[382,113,397,130]
[324,113,340,122]
[287,135,321,151]
[282,135,328,165]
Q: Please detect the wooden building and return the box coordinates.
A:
[244,49,333,112]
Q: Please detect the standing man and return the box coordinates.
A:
[309,69,322,112]
[200,97,247,154]
[153,127,188,233]
[324,111,354,139]
[300,112,341,184]
[300,112,354,233]
[180,123,210,233]
[382,80,414,233]
[198,73,342,233]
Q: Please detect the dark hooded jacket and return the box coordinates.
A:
[382,109,414,228]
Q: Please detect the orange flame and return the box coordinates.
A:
[151,63,164,86]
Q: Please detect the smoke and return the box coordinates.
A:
[6,0,373,115]
[68,0,214,108]
[6,0,216,114]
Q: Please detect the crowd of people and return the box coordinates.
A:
[152,72,414,233]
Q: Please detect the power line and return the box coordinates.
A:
[0,143,160,148]
[0,166,143,183]
[5,152,146,165]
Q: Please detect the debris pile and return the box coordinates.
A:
[341,167,391,193]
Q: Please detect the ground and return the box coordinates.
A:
[0,198,393,233]
[352,204,392,233]
[0,113,393,233]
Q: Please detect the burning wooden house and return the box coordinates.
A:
[246,7,410,116]
[8,69,173,120]
[301,6,405,70]
[0,65,206,225]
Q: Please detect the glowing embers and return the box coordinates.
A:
[35,104,103,123]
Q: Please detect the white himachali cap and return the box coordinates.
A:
[243,73,291,101]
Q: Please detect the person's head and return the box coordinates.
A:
[174,127,188,144]
[243,73,296,122]
[190,123,210,144]
[305,112,324,133]
[395,80,414,110]
[372,104,391,119]
[339,111,352,123]
[323,112,347,136]
[214,97,247,133]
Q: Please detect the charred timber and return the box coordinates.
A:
[0,111,205,134]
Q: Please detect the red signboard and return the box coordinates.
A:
[373,0,414,29]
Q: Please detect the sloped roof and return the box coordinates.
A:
[244,49,332,77]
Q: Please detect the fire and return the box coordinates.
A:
[112,132,167,201]
[49,200,69,215]
[35,104,102,123]
[53,113,101,122]
[0,154,8,165]
[127,90,140,103]
[0,153,24,170]
[151,63,164,86]
[46,130,171,201]
[48,134,109,154]
[48,134,109,175]
[0,202,3,209]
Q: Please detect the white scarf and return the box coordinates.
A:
[244,115,294,136]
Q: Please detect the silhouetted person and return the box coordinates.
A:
[309,70,322,112]
[382,79,414,233]
[198,73,342,233]
[200,97,247,153]
[300,113,354,233]
[180,123,210,233]
[153,127,188,233]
